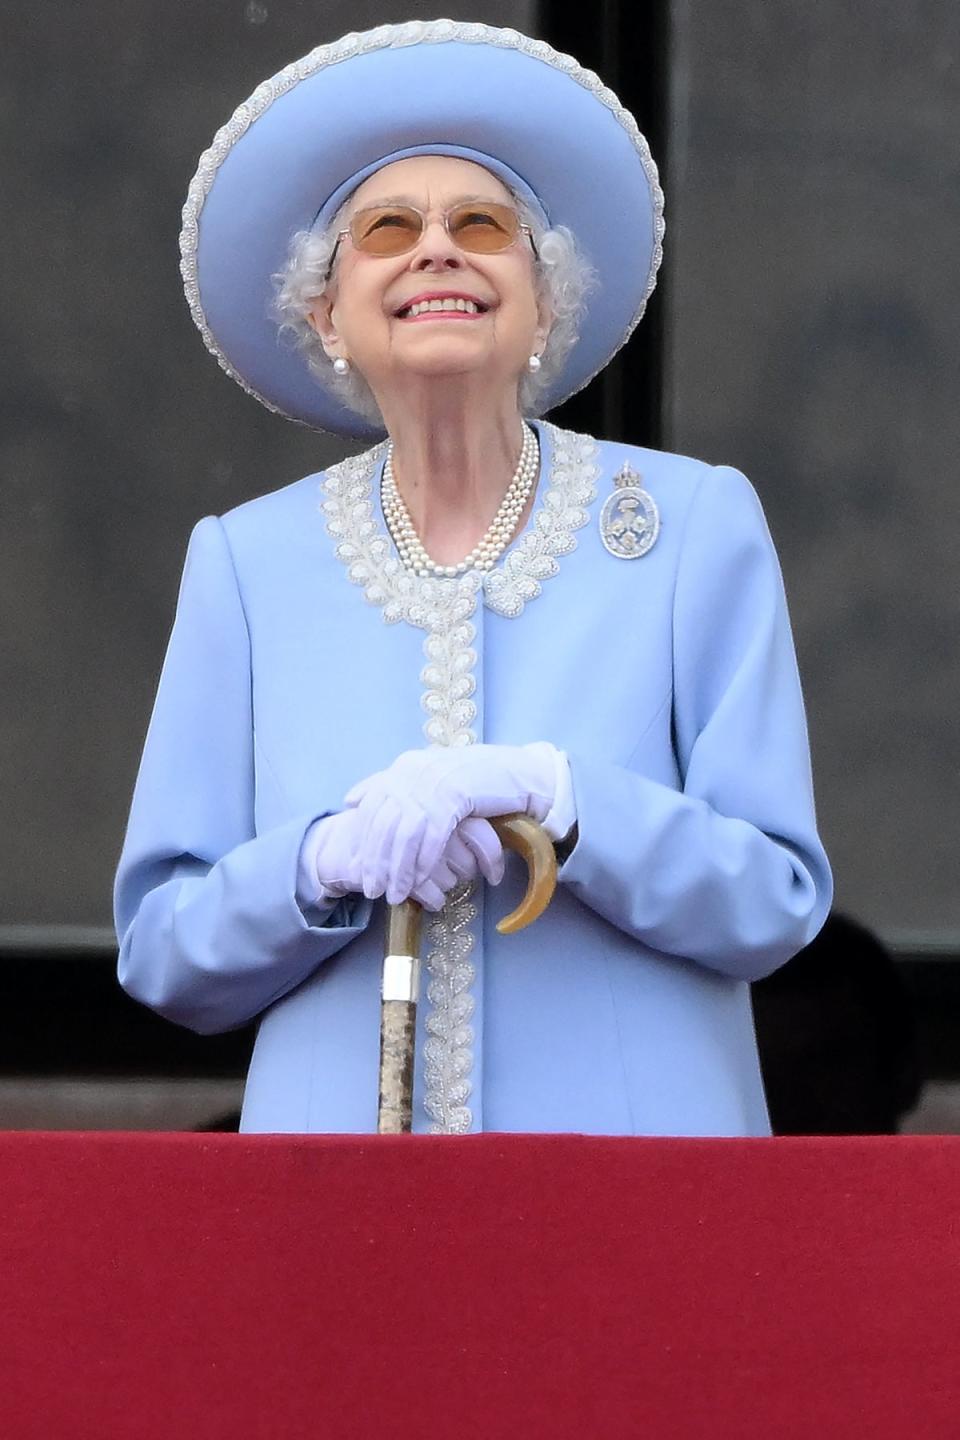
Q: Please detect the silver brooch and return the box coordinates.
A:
[599,462,660,559]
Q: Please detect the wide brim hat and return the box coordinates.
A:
[179,18,664,439]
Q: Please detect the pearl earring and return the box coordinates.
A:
[332,357,350,376]
[527,354,542,373]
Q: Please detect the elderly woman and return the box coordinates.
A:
[115,20,832,1135]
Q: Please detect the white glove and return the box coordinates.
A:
[342,742,574,904]
[297,808,504,913]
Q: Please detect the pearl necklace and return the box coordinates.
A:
[381,425,540,578]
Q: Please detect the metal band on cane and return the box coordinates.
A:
[382,954,421,1002]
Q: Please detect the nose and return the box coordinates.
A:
[411,217,464,271]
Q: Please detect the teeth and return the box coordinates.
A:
[404,298,481,317]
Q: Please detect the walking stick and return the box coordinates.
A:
[378,813,558,1134]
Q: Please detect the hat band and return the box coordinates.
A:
[313,144,552,232]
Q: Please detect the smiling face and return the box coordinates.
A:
[309,156,550,412]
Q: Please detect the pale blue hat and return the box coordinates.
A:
[180,18,664,438]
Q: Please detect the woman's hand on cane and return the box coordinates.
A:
[298,808,504,913]
[342,743,567,904]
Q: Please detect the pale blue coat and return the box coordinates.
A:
[115,422,832,1136]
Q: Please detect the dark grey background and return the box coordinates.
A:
[0,0,535,940]
[662,1,959,943]
[1,1,956,948]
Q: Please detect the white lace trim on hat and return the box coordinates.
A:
[318,420,599,1132]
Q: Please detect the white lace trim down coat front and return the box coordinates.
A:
[320,423,598,1131]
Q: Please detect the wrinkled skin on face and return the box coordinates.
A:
[308,155,550,415]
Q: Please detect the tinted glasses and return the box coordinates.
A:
[327,201,536,276]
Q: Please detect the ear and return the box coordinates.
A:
[307,293,341,356]
[534,294,554,354]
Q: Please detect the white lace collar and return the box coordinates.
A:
[320,421,599,622]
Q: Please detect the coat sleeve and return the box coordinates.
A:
[114,515,372,1034]
[559,464,832,982]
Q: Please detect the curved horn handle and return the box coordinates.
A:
[383,814,557,952]
[489,813,557,935]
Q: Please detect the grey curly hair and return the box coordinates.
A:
[273,188,596,426]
